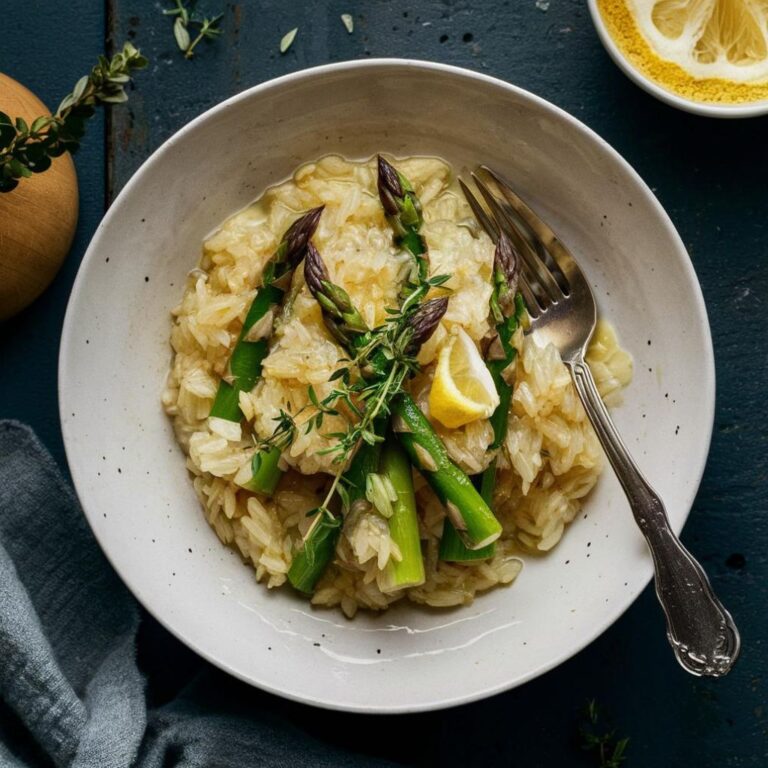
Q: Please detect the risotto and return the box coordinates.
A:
[162,155,632,617]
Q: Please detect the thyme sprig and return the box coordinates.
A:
[164,0,223,59]
[257,273,450,477]
[0,43,147,192]
[580,699,629,768]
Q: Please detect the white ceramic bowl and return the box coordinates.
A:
[60,60,714,713]
[587,0,768,118]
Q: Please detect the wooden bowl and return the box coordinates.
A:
[0,73,78,321]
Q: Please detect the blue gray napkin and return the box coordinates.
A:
[0,421,392,768]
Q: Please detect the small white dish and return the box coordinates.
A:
[587,0,768,118]
[60,59,715,712]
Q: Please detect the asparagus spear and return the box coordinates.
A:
[287,248,448,594]
[378,437,425,592]
[303,241,370,352]
[377,155,432,309]
[439,469,498,562]
[209,206,324,422]
[238,445,284,496]
[391,392,502,550]
[377,155,427,262]
[287,440,380,594]
[440,233,523,561]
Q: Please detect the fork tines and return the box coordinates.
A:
[460,167,576,318]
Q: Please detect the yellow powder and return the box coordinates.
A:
[597,0,768,105]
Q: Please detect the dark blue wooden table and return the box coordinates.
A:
[2,2,766,765]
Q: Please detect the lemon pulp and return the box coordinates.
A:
[598,0,768,103]
[428,328,500,430]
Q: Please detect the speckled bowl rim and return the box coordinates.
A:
[587,0,768,119]
[60,59,715,712]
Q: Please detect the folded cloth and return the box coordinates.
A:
[0,422,392,768]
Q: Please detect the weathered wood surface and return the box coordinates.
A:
[106,2,768,761]
[1,4,105,468]
[1,0,766,764]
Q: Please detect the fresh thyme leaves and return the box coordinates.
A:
[280,27,298,54]
[164,0,223,59]
[255,409,296,453]
[307,281,449,466]
[256,255,448,472]
[0,43,147,193]
[580,699,629,768]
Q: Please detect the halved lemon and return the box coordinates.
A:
[428,327,500,429]
[630,0,768,82]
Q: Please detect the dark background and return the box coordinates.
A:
[2,1,766,765]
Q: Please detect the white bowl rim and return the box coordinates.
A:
[587,0,768,119]
[59,58,716,712]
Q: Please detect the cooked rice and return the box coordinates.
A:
[163,155,633,617]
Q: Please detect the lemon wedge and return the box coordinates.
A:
[630,0,768,82]
[428,328,500,429]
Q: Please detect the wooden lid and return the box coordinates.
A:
[0,73,79,321]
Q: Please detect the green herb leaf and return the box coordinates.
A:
[336,482,351,513]
[29,153,52,174]
[30,116,50,133]
[579,700,629,768]
[280,27,298,53]
[166,2,223,59]
[202,15,224,37]
[1,42,146,192]
[173,16,191,51]
[0,124,16,150]
[71,75,90,102]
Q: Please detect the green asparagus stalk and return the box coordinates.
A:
[303,241,370,352]
[378,437,425,592]
[379,158,505,552]
[438,473,497,561]
[238,446,282,496]
[286,248,448,594]
[285,511,342,594]
[209,206,324,422]
[440,233,523,561]
[377,155,430,305]
[287,440,382,594]
[392,392,502,550]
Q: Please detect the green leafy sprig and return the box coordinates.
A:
[164,0,223,59]
[580,700,629,768]
[0,42,148,192]
[257,273,450,477]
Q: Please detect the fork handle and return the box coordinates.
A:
[567,359,740,677]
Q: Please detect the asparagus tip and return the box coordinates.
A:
[284,205,325,267]
[377,155,403,214]
[406,297,449,354]
[303,241,328,300]
[495,232,520,296]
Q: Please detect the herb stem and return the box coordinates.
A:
[0,43,147,192]
[320,467,345,513]
[185,30,207,58]
[304,361,402,541]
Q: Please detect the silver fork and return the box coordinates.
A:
[461,166,740,677]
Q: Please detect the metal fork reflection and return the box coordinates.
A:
[461,166,740,678]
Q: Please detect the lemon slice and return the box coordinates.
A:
[429,328,500,429]
[630,0,768,82]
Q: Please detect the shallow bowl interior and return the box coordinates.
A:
[60,60,714,712]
